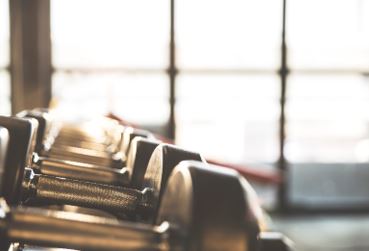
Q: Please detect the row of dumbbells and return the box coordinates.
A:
[0,109,292,251]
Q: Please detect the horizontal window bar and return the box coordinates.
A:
[52,67,167,74]
[53,67,369,76]
[291,68,369,75]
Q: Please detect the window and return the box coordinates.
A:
[287,0,369,71]
[0,0,10,115]
[176,0,282,70]
[52,72,169,124]
[286,0,369,207]
[176,75,280,165]
[286,75,369,163]
[176,0,283,168]
[51,0,170,127]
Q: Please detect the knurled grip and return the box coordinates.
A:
[30,174,144,213]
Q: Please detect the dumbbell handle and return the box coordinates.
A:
[0,205,290,251]
[34,157,129,186]
[45,146,116,167]
[0,205,169,251]
[22,168,152,214]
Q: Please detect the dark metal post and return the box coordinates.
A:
[278,0,289,210]
[168,0,177,140]
[9,0,52,114]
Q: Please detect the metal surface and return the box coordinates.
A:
[52,138,109,151]
[126,137,161,189]
[34,137,159,187]
[34,125,158,187]
[0,116,33,205]
[51,119,120,150]
[55,130,107,145]
[121,127,153,156]
[19,144,205,217]
[0,116,145,213]
[23,118,39,168]
[22,168,148,214]
[36,158,129,186]
[168,0,177,140]
[55,123,111,146]
[17,111,119,167]
[158,161,261,251]
[142,144,205,223]
[16,110,51,154]
[0,201,167,251]
[14,110,130,186]
[46,145,116,167]
[0,161,263,251]
[0,118,204,218]
[9,0,52,113]
[278,0,289,210]
[16,112,164,190]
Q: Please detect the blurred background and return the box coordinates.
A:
[1,0,369,250]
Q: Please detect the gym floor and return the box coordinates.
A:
[272,214,369,251]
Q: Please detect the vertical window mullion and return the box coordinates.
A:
[168,0,176,140]
[278,0,289,210]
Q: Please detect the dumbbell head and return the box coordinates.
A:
[121,127,154,157]
[142,144,206,222]
[17,110,51,154]
[126,137,161,188]
[0,160,263,251]
[0,116,36,205]
[157,160,262,251]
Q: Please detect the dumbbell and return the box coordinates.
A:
[51,125,152,165]
[1,161,292,251]
[20,110,153,168]
[0,161,270,251]
[1,115,158,187]
[29,109,120,153]
[54,120,118,147]
[19,110,125,167]
[0,125,292,251]
[38,136,159,187]
[37,107,119,146]
[0,116,205,220]
[44,112,145,159]
[20,110,130,167]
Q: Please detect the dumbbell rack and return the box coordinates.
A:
[0,110,292,251]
